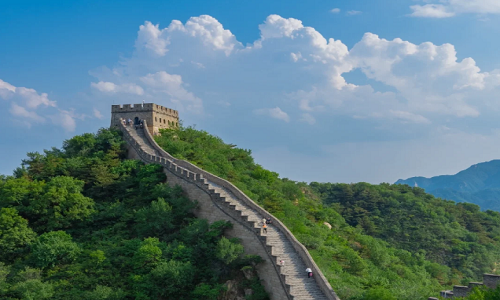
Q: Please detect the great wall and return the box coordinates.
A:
[112,103,500,300]
[428,273,500,299]
[112,103,340,300]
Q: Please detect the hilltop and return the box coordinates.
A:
[396,160,500,211]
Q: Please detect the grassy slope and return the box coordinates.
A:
[155,126,500,300]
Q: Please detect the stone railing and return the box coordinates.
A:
[121,120,340,300]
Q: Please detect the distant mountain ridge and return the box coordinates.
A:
[396,160,500,211]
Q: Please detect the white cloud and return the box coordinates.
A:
[410,0,500,18]
[0,79,16,98]
[290,52,303,62]
[0,79,77,131]
[140,71,202,113]
[91,81,144,95]
[9,103,45,125]
[259,15,304,39]
[52,110,77,132]
[191,61,205,68]
[92,14,500,130]
[16,87,56,108]
[349,33,488,117]
[330,8,341,14]
[299,113,316,125]
[135,16,240,57]
[388,110,431,124]
[93,108,103,119]
[409,4,455,18]
[0,80,56,108]
[346,10,362,16]
[254,107,290,122]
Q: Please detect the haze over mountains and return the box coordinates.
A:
[396,160,500,211]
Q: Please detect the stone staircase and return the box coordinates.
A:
[210,183,329,300]
[119,122,339,300]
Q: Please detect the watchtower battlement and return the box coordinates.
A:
[111,103,179,135]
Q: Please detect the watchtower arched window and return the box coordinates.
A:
[155,117,157,122]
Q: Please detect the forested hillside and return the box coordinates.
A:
[155,126,500,300]
[2,125,500,300]
[396,160,500,211]
[0,129,267,300]
[310,183,500,281]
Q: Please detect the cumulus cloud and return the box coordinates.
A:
[349,33,488,117]
[0,80,56,108]
[254,107,290,122]
[91,81,144,95]
[135,16,240,57]
[91,14,500,132]
[330,8,341,14]
[0,80,16,98]
[259,15,304,39]
[140,71,202,113]
[9,103,45,124]
[0,79,77,131]
[410,0,500,18]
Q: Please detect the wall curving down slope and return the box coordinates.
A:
[117,120,340,300]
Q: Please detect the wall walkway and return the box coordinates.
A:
[118,120,340,300]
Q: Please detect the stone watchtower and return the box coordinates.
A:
[111,103,179,135]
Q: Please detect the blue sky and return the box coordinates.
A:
[1,0,500,183]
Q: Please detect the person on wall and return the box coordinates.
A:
[306,268,313,278]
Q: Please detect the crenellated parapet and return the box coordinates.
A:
[429,274,500,299]
[111,103,178,136]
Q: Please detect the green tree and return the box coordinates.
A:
[0,207,36,261]
[135,198,175,239]
[216,237,244,265]
[82,285,126,300]
[12,279,54,300]
[29,176,95,230]
[149,260,195,298]
[133,237,163,269]
[31,231,80,268]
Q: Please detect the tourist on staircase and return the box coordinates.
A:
[306,267,313,278]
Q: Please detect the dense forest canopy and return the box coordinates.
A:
[155,125,500,300]
[0,129,267,300]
